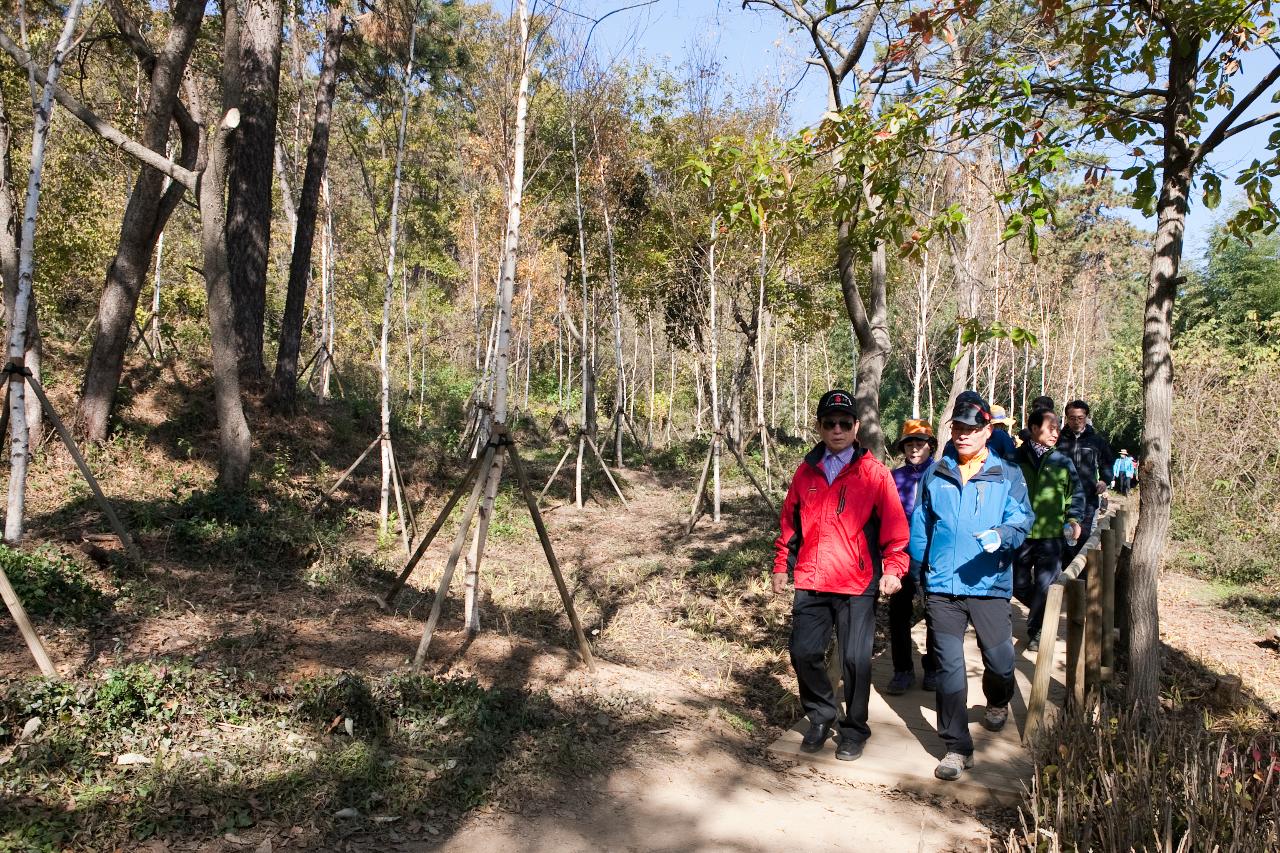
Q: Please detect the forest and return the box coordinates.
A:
[0,0,1278,850]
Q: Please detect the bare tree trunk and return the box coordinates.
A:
[599,164,626,467]
[202,110,253,491]
[379,19,416,537]
[271,6,345,408]
[839,234,891,458]
[0,82,41,443]
[77,0,205,440]
[226,0,283,383]
[5,0,86,543]
[1128,43,1198,709]
[707,217,721,522]
[466,0,530,629]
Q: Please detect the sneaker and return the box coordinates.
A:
[885,670,915,695]
[982,704,1009,732]
[921,670,938,692]
[934,751,974,781]
[835,737,864,761]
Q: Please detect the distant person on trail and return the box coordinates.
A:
[773,389,911,761]
[987,405,1018,460]
[1057,400,1115,559]
[908,390,1033,782]
[1013,409,1085,651]
[1112,449,1136,495]
[886,419,939,695]
[1017,396,1055,447]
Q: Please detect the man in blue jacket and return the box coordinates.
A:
[909,391,1034,782]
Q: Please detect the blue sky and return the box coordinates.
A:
[571,0,1279,261]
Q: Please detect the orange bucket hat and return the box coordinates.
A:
[895,419,937,454]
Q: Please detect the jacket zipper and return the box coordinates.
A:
[836,485,846,515]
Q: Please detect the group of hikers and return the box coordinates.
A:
[772,388,1132,781]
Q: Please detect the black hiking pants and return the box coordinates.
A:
[926,594,1016,756]
[888,573,936,675]
[1013,537,1064,640]
[790,589,875,744]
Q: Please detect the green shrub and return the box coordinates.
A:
[1008,705,1280,851]
[0,544,105,622]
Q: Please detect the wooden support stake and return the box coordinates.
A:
[311,433,381,513]
[685,439,715,535]
[505,434,596,672]
[1024,581,1065,744]
[389,446,412,559]
[727,441,776,515]
[0,563,56,676]
[24,374,141,564]
[1065,577,1086,709]
[296,344,324,387]
[1101,524,1118,675]
[379,449,488,608]
[539,442,574,502]
[584,434,627,506]
[411,444,497,672]
[389,441,417,541]
[1085,549,1103,701]
[622,411,648,462]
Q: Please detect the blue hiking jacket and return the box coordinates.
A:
[908,448,1034,598]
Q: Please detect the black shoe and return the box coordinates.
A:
[835,737,864,761]
[800,722,832,751]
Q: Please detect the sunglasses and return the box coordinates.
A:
[821,419,855,431]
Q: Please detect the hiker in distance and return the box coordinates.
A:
[1013,408,1085,652]
[773,390,911,761]
[1057,399,1115,560]
[908,391,1033,781]
[1112,449,1136,495]
[886,419,939,694]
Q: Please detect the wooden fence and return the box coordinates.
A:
[1024,499,1136,744]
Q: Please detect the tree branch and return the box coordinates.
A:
[1195,61,1280,164]
[0,29,196,190]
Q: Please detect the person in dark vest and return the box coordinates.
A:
[908,391,1033,781]
[773,390,911,761]
[886,419,939,694]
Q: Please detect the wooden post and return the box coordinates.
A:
[1085,549,1103,700]
[390,442,417,540]
[311,432,381,513]
[584,434,627,506]
[1065,577,1086,708]
[1024,581,1065,744]
[1101,524,1118,675]
[727,441,776,515]
[378,449,488,608]
[685,439,715,535]
[411,444,497,671]
[505,436,596,671]
[0,564,56,676]
[539,442,574,502]
[24,374,141,563]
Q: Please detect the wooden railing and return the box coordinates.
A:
[1024,499,1135,744]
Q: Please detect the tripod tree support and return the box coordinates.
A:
[684,432,775,536]
[310,432,381,513]
[19,370,141,564]
[0,566,56,676]
[540,430,627,507]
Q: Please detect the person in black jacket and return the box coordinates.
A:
[1057,400,1115,560]
[1017,396,1055,447]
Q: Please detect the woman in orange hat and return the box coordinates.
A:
[886,419,939,694]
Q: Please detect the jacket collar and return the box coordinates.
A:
[804,441,867,473]
[934,445,1007,484]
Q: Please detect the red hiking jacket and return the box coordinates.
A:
[773,443,910,595]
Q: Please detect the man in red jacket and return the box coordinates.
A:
[773,390,911,760]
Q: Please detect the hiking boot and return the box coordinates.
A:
[800,722,832,752]
[885,670,915,695]
[983,705,1009,732]
[922,670,938,692]
[934,751,974,781]
[835,737,864,761]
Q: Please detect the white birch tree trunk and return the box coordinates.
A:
[6,0,86,544]
[707,217,721,523]
[379,20,417,537]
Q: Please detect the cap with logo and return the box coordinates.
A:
[950,390,992,427]
[816,389,857,418]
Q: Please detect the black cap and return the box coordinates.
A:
[816,389,857,418]
[950,390,992,427]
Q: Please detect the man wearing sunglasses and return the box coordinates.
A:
[909,390,1033,781]
[773,389,911,761]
